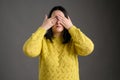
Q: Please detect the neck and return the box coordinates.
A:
[53,32,63,38]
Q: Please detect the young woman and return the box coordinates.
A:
[23,6,94,80]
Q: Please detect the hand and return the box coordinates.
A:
[57,15,73,29]
[41,15,57,30]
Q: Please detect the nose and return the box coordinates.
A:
[56,20,60,25]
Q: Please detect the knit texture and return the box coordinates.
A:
[23,26,94,80]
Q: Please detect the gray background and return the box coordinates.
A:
[0,0,119,80]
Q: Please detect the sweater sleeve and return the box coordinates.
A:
[68,26,94,56]
[23,27,46,57]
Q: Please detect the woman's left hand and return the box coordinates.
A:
[57,15,73,29]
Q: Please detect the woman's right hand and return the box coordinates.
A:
[41,15,57,30]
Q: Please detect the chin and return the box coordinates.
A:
[56,28,64,32]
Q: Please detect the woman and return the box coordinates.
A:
[23,6,94,80]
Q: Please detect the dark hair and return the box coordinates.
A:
[45,6,71,44]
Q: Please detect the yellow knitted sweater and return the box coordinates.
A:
[23,26,94,80]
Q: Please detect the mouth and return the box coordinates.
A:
[56,26,59,27]
[55,25,60,27]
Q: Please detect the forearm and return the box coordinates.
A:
[68,26,94,56]
[23,27,46,57]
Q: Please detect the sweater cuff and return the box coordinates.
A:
[68,26,78,34]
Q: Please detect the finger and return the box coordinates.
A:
[68,16,71,20]
[44,14,48,21]
[49,17,56,22]
[55,16,59,20]
[57,15,64,20]
[50,17,57,21]
[51,18,57,24]
[58,15,69,22]
[50,16,56,19]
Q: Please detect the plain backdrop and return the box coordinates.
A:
[0,0,119,80]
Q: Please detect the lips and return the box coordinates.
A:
[56,26,59,27]
[56,25,61,27]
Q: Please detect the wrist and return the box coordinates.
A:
[41,25,49,30]
[66,25,74,30]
